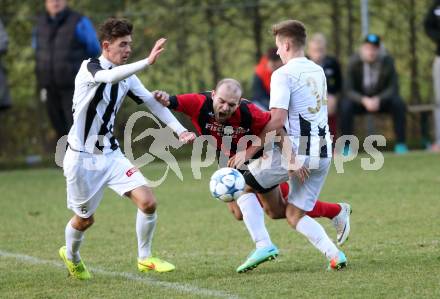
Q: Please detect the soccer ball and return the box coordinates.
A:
[209,167,245,202]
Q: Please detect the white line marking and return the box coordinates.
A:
[0,250,239,299]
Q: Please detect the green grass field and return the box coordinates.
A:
[1,152,440,298]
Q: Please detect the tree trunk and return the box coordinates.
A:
[252,0,263,62]
[331,0,342,60]
[205,7,221,84]
[409,0,420,105]
[346,0,354,56]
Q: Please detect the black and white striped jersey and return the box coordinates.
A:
[270,57,332,158]
[67,55,187,154]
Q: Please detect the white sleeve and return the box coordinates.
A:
[91,58,150,84]
[269,70,291,110]
[127,75,187,135]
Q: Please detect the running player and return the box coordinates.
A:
[232,20,348,271]
[152,78,351,272]
[59,18,196,280]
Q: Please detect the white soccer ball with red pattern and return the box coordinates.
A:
[209,167,245,202]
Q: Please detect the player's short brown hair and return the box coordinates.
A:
[272,20,307,49]
[98,18,133,44]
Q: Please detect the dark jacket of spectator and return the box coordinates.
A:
[424,0,440,56]
[34,7,100,89]
[321,56,342,95]
[344,53,399,103]
[0,18,10,110]
[33,5,100,140]
[340,48,406,147]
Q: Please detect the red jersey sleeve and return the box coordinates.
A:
[168,93,205,118]
[248,103,271,136]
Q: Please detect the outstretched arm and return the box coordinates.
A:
[128,76,196,143]
[90,38,167,84]
[152,90,206,118]
[228,107,287,168]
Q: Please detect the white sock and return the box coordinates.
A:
[136,209,157,259]
[65,220,84,263]
[296,215,339,260]
[237,193,272,249]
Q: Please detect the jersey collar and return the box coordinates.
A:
[99,55,117,69]
[287,56,308,65]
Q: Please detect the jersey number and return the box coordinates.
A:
[306,77,327,114]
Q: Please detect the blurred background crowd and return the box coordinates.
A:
[0,0,439,167]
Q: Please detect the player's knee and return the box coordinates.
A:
[286,213,301,228]
[138,198,156,214]
[75,215,94,230]
[85,216,95,228]
[286,217,299,228]
[285,205,305,228]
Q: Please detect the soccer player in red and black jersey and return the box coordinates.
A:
[153,79,351,271]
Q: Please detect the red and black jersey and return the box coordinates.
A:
[168,92,270,156]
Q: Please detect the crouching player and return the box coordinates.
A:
[152,78,351,272]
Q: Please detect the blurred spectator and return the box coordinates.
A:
[424,0,440,152]
[0,18,11,111]
[251,47,282,110]
[340,34,408,154]
[307,33,342,138]
[33,0,100,140]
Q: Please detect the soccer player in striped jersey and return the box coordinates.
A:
[234,20,348,271]
[59,18,196,280]
[152,78,351,272]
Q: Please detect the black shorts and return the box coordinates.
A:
[239,169,278,194]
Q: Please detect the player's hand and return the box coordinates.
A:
[286,152,309,184]
[147,38,167,65]
[152,90,170,106]
[227,155,240,169]
[179,131,196,144]
[227,150,249,170]
[288,166,310,185]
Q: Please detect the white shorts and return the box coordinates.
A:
[63,148,148,218]
[247,146,331,211]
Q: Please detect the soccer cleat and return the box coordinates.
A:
[236,244,279,273]
[332,203,352,246]
[328,251,347,270]
[58,246,91,280]
[138,257,175,273]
